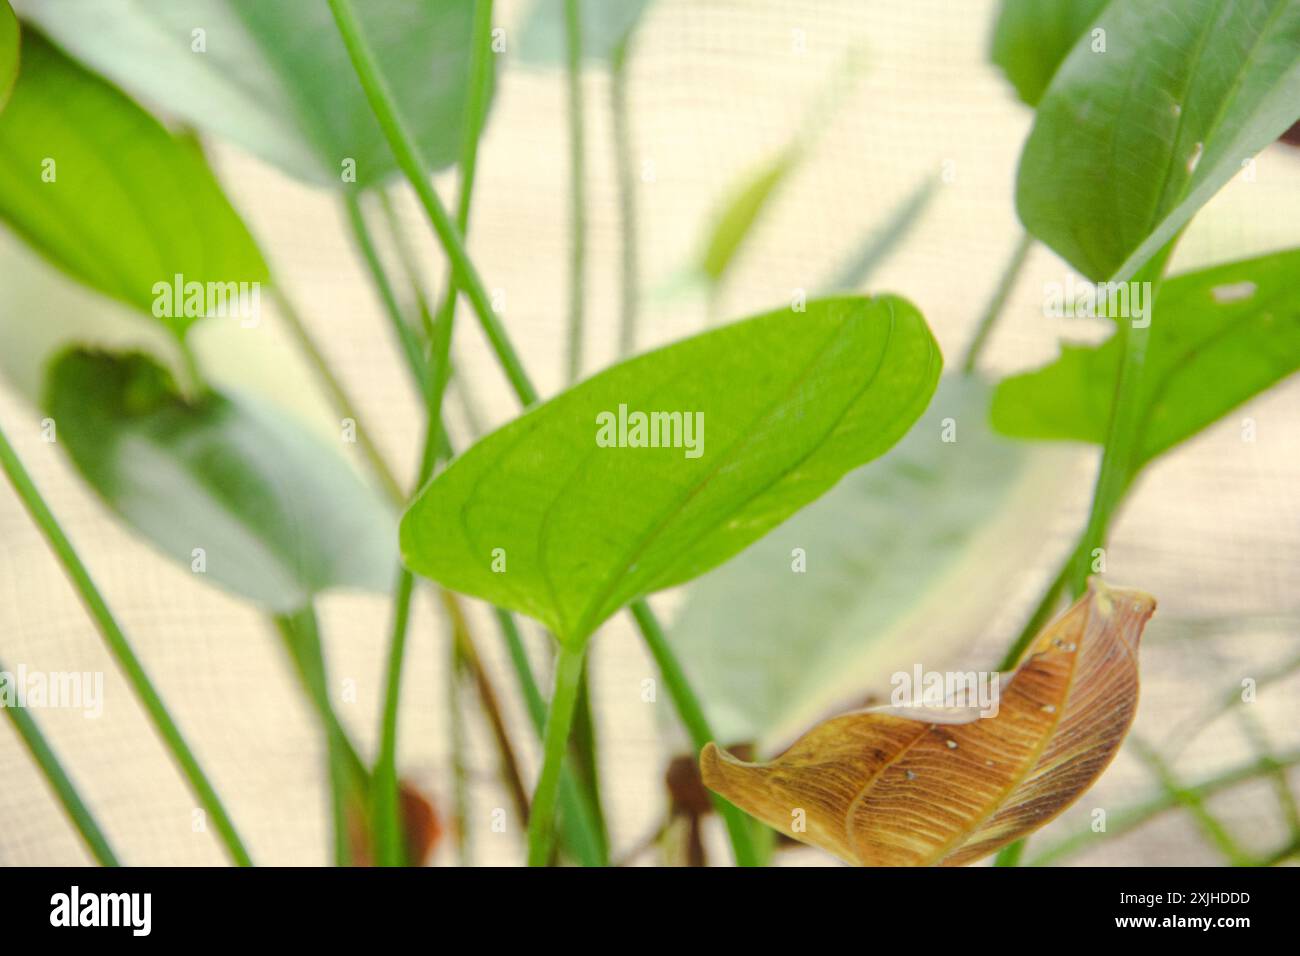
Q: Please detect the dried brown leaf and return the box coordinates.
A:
[701,578,1155,865]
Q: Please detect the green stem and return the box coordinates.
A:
[1066,243,1177,598]
[0,422,252,866]
[343,190,432,398]
[270,284,405,504]
[630,600,761,866]
[491,610,607,865]
[527,642,587,866]
[1027,748,1300,866]
[0,661,120,866]
[273,607,365,866]
[376,190,438,343]
[611,41,639,357]
[997,557,1069,671]
[367,0,495,866]
[373,569,414,866]
[331,0,752,865]
[1129,737,1254,866]
[992,840,1024,867]
[961,230,1033,374]
[999,243,1179,867]
[563,0,587,382]
[328,0,538,407]
[448,644,474,865]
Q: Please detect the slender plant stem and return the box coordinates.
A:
[527,642,587,866]
[331,0,755,865]
[997,557,1069,671]
[1129,737,1254,865]
[961,230,1033,374]
[328,0,537,407]
[448,643,474,865]
[629,600,761,866]
[563,0,587,382]
[992,840,1024,867]
[270,284,405,504]
[373,569,415,865]
[0,422,252,866]
[0,662,120,866]
[1236,708,1300,841]
[1001,242,1181,866]
[343,190,431,398]
[1027,748,1300,866]
[440,591,531,824]
[1066,244,1176,597]
[376,190,438,343]
[273,608,365,866]
[368,0,495,865]
[492,602,607,865]
[611,41,639,357]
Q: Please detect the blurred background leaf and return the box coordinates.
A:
[46,349,396,612]
[989,0,1107,108]
[668,376,1080,750]
[0,30,267,338]
[17,0,489,188]
[517,0,654,64]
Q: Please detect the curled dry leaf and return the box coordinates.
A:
[701,579,1155,866]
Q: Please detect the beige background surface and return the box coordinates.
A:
[1,0,1298,865]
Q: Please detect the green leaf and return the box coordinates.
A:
[0,0,17,111]
[1016,0,1300,281]
[989,0,1108,107]
[518,0,653,63]
[668,376,1079,748]
[46,349,397,612]
[402,295,942,646]
[991,248,1300,469]
[0,30,267,337]
[18,0,486,188]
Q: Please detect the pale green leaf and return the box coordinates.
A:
[698,148,799,284]
[668,376,1079,748]
[0,30,268,337]
[991,248,1300,468]
[1016,0,1300,281]
[47,349,396,612]
[18,0,486,187]
[402,295,942,646]
[989,0,1108,107]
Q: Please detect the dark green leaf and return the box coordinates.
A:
[19,0,487,187]
[1016,0,1300,281]
[991,248,1300,468]
[989,0,1108,107]
[668,376,1079,747]
[47,349,396,612]
[0,30,268,337]
[402,295,942,646]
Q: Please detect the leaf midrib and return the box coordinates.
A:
[564,299,898,643]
